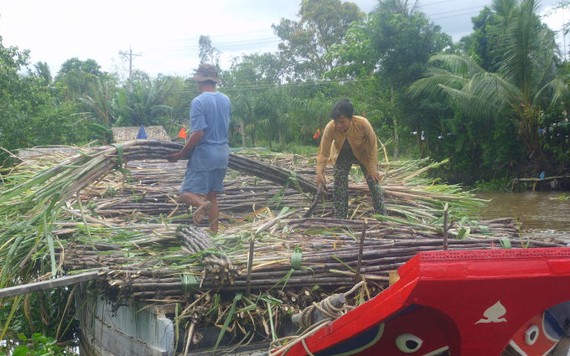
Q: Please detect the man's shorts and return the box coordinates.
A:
[180,168,227,195]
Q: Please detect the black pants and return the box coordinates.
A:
[333,140,385,219]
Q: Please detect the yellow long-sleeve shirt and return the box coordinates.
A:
[316,115,379,177]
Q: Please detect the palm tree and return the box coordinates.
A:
[79,77,116,128]
[112,72,181,128]
[410,0,567,173]
[256,87,291,149]
[230,91,259,147]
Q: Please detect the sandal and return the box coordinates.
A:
[192,201,212,225]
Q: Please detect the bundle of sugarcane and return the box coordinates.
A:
[1,140,314,214]
[1,141,565,353]
[72,231,554,303]
[52,210,559,305]
[0,139,517,294]
[0,141,313,286]
[64,153,487,226]
[51,143,483,224]
[177,226,238,286]
[90,181,312,219]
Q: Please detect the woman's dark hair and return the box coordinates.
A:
[331,99,354,119]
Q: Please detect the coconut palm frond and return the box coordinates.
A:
[534,77,569,107]
[409,71,467,97]
[498,0,554,102]
[468,72,521,110]
[438,85,498,119]
[428,53,486,77]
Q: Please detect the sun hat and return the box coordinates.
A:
[191,63,221,83]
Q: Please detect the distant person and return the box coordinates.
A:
[316,99,385,219]
[167,63,231,233]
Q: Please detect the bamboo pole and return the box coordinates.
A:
[0,271,100,298]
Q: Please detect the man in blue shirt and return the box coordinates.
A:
[167,63,231,233]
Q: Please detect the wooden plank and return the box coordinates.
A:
[516,175,570,182]
[0,271,100,298]
[510,175,570,191]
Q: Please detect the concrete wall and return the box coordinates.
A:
[76,286,175,356]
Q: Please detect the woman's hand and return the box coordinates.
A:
[367,171,384,183]
[316,173,327,190]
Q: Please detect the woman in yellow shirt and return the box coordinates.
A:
[316,99,385,219]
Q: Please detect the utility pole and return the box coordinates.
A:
[118,46,142,82]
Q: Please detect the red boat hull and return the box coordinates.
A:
[274,248,570,356]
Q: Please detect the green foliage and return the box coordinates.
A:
[271,143,318,156]
[473,177,514,192]
[112,72,187,128]
[198,35,220,64]
[1,0,569,184]
[0,38,36,154]
[54,58,104,100]
[223,53,286,147]
[540,107,570,170]
[369,0,452,87]
[327,0,452,159]
[0,47,113,158]
[326,20,377,79]
[7,333,71,356]
[223,53,342,149]
[410,0,567,180]
[272,0,364,79]
[0,290,78,353]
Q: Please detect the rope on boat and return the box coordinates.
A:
[269,281,365,355]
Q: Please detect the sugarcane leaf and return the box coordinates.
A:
[499,238,512,249]
[214,293,242,350]
[456,227,470,239]
[266,300,277,341]
[0,295,23,341]
[269,268,295,291]
[332,256,356,273]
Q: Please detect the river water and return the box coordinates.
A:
[476,191,570,241]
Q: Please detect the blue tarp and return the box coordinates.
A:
[136,125,148,139]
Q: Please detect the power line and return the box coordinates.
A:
[140,37,280,53]
[428,5,488,19]
[431,9,484,21]
[122,4,492,58]
[420,0,462,8]
[114,2,565,75]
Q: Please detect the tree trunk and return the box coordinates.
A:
[391,85,400,159]
[518,105,548,174]
[239,121,246,147]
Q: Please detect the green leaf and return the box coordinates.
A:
[499,238,512,249]
[456,227,470,239]
[290,247,302,270]
[214,293,242,350]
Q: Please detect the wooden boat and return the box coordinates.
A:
[272,247,570,356]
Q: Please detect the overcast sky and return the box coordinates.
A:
[0,0,567,77]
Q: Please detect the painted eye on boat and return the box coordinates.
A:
[524,324,539,345]
[395,333,423,353]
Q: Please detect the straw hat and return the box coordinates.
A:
[191,63,221,83]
